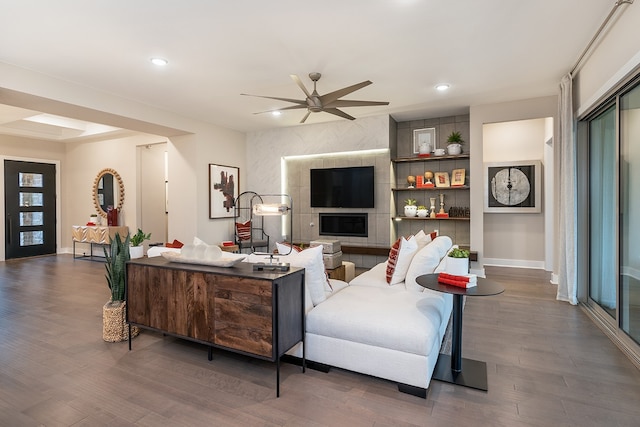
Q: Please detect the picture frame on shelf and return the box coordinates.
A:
[413,128,436,154]
[484,160,541,213]
[451,168,466,186]
[209,163,239,219]
[434,171,450,188]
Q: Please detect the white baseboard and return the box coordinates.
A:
[483,258,546,270]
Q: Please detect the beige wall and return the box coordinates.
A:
[482,118,547,268]
[1,63,247,257]
[470,96,558,274]
[65,133,167,252]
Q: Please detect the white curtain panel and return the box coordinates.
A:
[555,73,578,305]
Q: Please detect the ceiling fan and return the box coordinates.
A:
[242,72,389,123]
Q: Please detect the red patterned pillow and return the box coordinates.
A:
[385,235,418,284]
[235,220,251,241]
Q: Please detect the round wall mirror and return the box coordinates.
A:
[93,168,125,218]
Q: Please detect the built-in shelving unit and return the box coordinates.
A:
[392,116,471,245]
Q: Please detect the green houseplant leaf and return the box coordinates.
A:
[130,228,151,247]
[448,248,470,258]
[104,232,130,303]
[446,131,464,144]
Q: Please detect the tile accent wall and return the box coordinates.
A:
[284,151,391,269]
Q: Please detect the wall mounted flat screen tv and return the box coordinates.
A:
[310,166,375,208]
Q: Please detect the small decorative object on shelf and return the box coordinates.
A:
[429,197,437,218]
[424,171,435,187]
[407,175,416,188]
[448,207,470,218]
[435,172,450,188]
[451,168,466,187]
[446,131,464,156]
[404,198,418,217]
[436,193,449,218]
[416,205,429,217]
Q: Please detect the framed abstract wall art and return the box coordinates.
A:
[484,160,541,213]
[209,164,239,219]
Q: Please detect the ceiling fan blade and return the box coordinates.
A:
[324,99,390,108]
[300,111,311,123]
[323,108,356,121]
[252,105,308,115]
[241,93,307,106]
[290,75,311,98]
[320,80,372,105]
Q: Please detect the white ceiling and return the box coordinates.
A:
[0,1,616,140]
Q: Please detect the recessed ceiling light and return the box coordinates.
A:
[271,111,282,116]
[435,84,450,91]
[150,58,168,66]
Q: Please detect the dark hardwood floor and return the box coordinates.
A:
[1,256,639,426]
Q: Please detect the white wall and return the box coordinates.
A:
[575,2,640,115]
[482,118,547,268]
[469,96,558,273]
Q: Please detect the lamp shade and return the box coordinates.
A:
[252,203,290,216]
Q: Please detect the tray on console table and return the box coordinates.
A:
[125,256,306,397]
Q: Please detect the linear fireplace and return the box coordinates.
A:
[319,213,368,237]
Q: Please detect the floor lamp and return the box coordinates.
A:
[250,193,293,272]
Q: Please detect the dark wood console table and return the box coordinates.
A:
[125,256,306,397]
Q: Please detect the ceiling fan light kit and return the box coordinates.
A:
[242,72,389,123]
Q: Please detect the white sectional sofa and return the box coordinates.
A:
[268,233,455,397]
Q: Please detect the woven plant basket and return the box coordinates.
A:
[102,300,139,342]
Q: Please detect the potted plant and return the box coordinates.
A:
[404,198,418,217]
[103,233,138,342]
[445,247,470,275]
[416,205,429,217]
[130,228,151,259]
[446,131,464,155]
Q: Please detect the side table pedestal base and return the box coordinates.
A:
[433,354,488,391]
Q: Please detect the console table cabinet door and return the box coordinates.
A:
[127,266,217,343]
[214,275,273,357]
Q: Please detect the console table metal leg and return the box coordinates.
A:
[276,357,281,398]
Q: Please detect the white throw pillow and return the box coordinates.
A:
[405,236,453,292]
[414,229,438,250]
[385,235,419,285]
[279,245,328,306]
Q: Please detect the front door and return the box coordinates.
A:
[4,160,57,259]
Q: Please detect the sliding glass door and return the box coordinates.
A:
[620,84,640,344]
[585,77,640,349]
[588,105,617,318]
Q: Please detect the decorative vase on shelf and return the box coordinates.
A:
[416,206,428,217]
[418,141,432,155]
[404,199,418,217]
[404,205,418,217]
[447,143,462,156]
